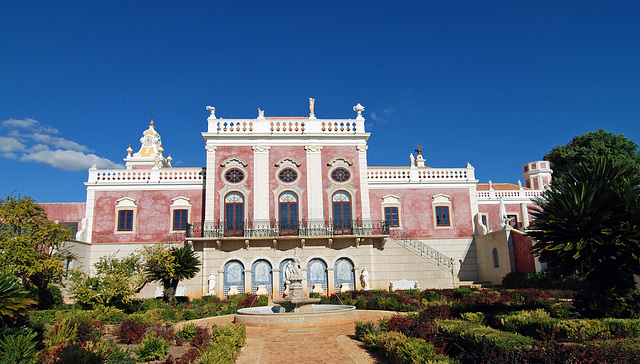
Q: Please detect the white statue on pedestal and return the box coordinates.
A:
[309,98,315,118]
[206,105,216,119]
[207,271,216,295]
[360,267,370,290]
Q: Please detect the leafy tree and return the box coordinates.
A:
[529,157,640,317]
[69,253,146,308]
[0,194,72,309]
[143,245,200,303]
[544,129,640,182]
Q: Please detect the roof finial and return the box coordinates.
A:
[150,107,155,126]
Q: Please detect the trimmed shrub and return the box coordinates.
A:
[355,321,376,340]
[195,324,246,364]
[136,332,170,362]
[115,319,147,344]
[190,326,211,349]
[177,322,199,341]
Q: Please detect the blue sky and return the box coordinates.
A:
[1,1,639,202]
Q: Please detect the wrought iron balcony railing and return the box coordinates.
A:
[186,219,390,239]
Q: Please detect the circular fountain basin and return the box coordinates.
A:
[234,304,357,327]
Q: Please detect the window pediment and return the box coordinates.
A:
[220,157,248,168]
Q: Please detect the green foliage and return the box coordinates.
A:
[363,330,453,363]
[44,319,78,348]
[177,322,199,341]
[256,295,269,306]
[437,319,535,350]
[195,324,246,364]
[136,332,169,361]
[143,245,201,303]
[355,321,377,340]
[529,157,640,318]
[460,312,485,324]
[105,345,136,364]
[501,271,583,290]
[0,194,73,309]
[0,329,39,364]
[544,129,640,182]
[0,272,36,326]
[69,252,146,308]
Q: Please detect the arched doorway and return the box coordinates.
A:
[223,260,244,297]
[224,192,244,237]
[279,192,298,236]
[307,258,328,294]
[251,260,273,296]
[332,191,352,235]
[334,258,355,292]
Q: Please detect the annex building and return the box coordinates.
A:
[42,101,552,299]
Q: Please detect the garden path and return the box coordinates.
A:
[177,310,395,364]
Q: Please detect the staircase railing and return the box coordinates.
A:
[389,229,454,273]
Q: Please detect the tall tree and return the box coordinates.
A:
[529,157,640,317]
[0,194,72,309]
[544,129,640,182]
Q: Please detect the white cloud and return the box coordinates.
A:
[30,133,90,152]
[1,117,122,171]
[2,118,39,129]
[21,147,123,171]
[0,136,25,153]
[370,112,378,120]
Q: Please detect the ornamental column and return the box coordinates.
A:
[357,144,371,219]
[305,145,324,221]
[253,145,271,221]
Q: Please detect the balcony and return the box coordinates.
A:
[186,219,390,241]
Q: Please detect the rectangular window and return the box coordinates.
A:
[118,210,133,231]
[435,206,450,227]
[384,207,399,227]
[507,214,518,228]
[173,209,188,230]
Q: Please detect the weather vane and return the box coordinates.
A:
[150,107,155,118]
[416,144,423,155]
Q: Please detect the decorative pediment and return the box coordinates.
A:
[381,195,400,204]
[432,194,451,204]
[327,156,353,167]
[171,196,191,207]
[115,197,136,208]
[220,157,248,168]
[275,157,301,167]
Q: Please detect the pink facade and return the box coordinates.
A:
[91,189,203,244]
[369,188,473,238]
[321,146,363,220]
[269,146,308,220]
[41,203,85,223]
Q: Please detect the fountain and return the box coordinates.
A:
[234,250,356,327]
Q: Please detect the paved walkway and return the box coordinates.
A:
[179,310,395,364]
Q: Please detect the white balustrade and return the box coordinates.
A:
[206,118,366,135]
[88,167,204,185]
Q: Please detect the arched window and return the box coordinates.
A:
[332,191,352,235]
[279,192,298,236]
[224,192,244,237]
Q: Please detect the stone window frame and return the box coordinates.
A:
[170,196,192,233]
[432,194,453,229]
[218,157,251,222]
[380,194,402,229]
[115,197,137,234]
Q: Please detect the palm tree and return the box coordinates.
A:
[0,272,36,326]
[529,156,640,317]
[145,246,201,303]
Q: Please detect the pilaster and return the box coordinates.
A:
[204,144,217,223]
[252,145,271,220]
[357,144,371,219]
[305,145,324,220]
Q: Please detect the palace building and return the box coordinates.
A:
[42,101,552,299]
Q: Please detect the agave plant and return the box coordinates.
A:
[0,272,36,325]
